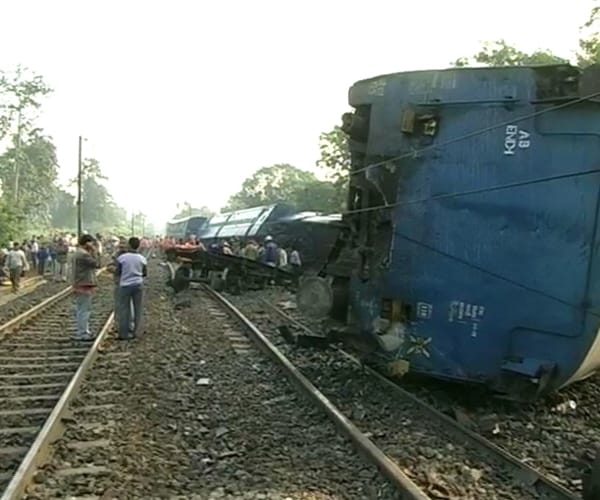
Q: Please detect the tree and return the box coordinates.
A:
[0,66,128,239]
[171,202,214,220]
[0,198,25,244]
[316,125,350,203]
[578,3,600,66]
[452,39,568,67]
[223,164,340,213]
[50,188,76,230]
[69,158,129,234]
[0,129,59,224]
[0,65,52,142]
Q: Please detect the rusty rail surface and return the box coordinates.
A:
[259,298,579,500]
[203,285,429,500]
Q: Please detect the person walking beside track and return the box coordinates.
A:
[72,234,98,341]
[6,242,29,293]
[115,237,147,340]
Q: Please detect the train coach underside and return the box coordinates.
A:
[300,230,600,402]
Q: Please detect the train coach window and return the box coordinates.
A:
[400,109,439,137]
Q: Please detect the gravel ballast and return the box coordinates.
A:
[25,260,401,499]
[224,287,570,500]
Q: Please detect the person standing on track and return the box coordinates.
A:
[108,238,134,333]
[6,242,28,293]
[115,237,147,340]
[72,234,98,341]
[54,237,69,282]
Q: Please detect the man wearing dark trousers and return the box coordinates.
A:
[108,238,133,332]
[116,237,147,340]
[72,235,98,341]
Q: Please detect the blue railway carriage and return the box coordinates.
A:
[303,63,600,399]
[199,203,296,245]
[165,215,208,240]
[268,212,343,272]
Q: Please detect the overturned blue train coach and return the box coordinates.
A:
[299,63,600,399]
[166,203,341,271]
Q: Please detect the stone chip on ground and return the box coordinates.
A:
[35,261,399,499]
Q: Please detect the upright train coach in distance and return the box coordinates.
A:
[299,63,600,400]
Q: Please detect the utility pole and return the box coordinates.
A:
[13,111,22,203]
[131,212,135,236]
[77,136,83,239]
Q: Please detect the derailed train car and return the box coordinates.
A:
[166,203,343,292]
[268,212,343,271]
[299,63,600,399]
[165,215,208,240]
[197,203,341,272]
[200,203,296,245]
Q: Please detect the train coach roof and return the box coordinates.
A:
[167,214,207,225]
[352,63,578,85]
[298,214,343,225]
[201,202,297,239]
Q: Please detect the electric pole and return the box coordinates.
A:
[13,111,22,203]
[77,136,83,239]
[131,212,135,236]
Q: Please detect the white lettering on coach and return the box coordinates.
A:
[504,125,530,155]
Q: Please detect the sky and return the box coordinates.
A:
[0,0,595,229]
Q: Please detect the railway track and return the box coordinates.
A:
[10,257,408,498]
[1,254,584,498]
[214,288,581,500]
[0,276,45,305]
[0,270,115,499]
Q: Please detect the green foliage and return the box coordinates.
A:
[223,163,340,213]
[578,3,600,66]
[317,125,350,192]
[50,188,76,230]
[0,65,128,238]
[0,198,25,244]
[452,39,568,67]
[0,65,52,141]
[0,129,59,224]
[171,202,215,220]
[69,158,127,234]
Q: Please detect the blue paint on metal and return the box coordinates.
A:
[347,65,600,394]
[501,358,554,378]
[201,203,296,241]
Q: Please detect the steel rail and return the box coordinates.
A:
[0,268,106,340]
[0,275,43,286]
[1,251,149,498]
[259,298,579,500]
[0,275,44,291]
[203,285,430,500]
[0,310,115,500]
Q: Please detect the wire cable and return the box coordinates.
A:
[392,229,600,320]
[343,168,600,217]
[348,89,600,179]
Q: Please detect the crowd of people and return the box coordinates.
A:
[1,230,299,344]
[0,233,151,343]
[158,234,302,271]
[0,233,113,292]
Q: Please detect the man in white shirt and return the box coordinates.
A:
[30,238,39,269]
[115,237,147,340]
[6,242,29,293]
